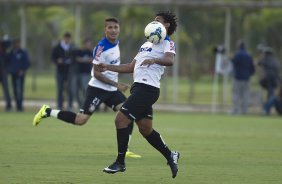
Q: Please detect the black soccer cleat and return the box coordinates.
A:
[167,151,180,178]
[103,162,126,174]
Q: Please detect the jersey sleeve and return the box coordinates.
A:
[134,44,142,61]
[164,40,176,55]
[92,45,105,64]
[134,52,140,61]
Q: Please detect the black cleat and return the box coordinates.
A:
[103,162,126,174]
[167,151,180,178]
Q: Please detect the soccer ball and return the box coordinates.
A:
[144,21,166,44]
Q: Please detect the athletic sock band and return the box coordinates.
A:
[57,111,76,124]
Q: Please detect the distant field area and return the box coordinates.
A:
[0,71,265,115]
[1,71,260,105]
[2,71,228,104]
[0,112,281,184]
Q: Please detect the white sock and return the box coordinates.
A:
[50,109,60,118]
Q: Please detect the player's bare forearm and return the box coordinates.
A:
[98,60,135,73]
[107,63,134,73]
[155,52,175,66]
[154,57,173,66]
[141,52,174,67]
[94,71,118,87]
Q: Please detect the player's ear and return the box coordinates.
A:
[164,22,170,30]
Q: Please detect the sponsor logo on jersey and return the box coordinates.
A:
[110,57,120,64]
[139,47,152,53]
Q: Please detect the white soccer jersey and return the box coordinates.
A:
[134,36,176,88]
[89,37,120,91]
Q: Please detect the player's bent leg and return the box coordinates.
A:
[104,111,131,174]
[126,122,142,158]
[33,105,90,126]
[120,113,142,158]
[113,103,142,158]
[115,111,131,162]
[137,118,180,178]
[32,104,50,126]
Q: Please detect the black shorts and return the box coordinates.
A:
[120,82,160,121]
[81,86,126,115]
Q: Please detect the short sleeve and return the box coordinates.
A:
[134,52,140,61]
[164,40,176,55]
[92,45,105,64]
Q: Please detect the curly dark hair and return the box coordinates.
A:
[156,11,177,36]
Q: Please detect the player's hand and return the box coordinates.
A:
[140,59,155,67]
[117,83,130,92]
[96,63,107,72]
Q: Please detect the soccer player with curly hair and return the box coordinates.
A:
[100,11,180,178]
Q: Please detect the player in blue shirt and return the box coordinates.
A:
[33,17,140,158]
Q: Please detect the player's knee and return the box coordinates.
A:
[115,112,131,128]
[138,124,152,137]
[74,114,89,126]
[75,119,87,126]
[137,119,152,137]
[114,116,123,127]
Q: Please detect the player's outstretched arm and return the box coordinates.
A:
[141,52,174,67]
[98,60,136,73]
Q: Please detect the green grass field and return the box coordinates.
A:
[1,112,282,184]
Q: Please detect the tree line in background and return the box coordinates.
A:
[0,4,282,80]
